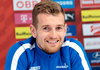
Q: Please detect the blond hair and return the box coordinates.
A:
[32,1,65,28]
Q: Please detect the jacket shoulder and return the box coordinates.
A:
[5,37,35,70]
[61,37,91,70]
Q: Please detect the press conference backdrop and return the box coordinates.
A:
[0,0,100,70]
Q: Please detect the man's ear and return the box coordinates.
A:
[30,24,36,38]
[64,24,67,33]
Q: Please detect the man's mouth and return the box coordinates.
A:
[46,40,59,44]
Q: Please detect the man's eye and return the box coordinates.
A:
[56,27,63,30]
[43,27,49,31]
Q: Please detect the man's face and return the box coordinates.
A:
[31,13,67,54]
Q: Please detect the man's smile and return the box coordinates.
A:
[46,40,59,44]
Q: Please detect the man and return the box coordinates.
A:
[5,1,91,70]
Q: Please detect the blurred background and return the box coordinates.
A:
[0,0,100,70]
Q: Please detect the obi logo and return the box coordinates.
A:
[92,52,100,59]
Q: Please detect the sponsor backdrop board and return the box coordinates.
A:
[66,25,77,36]
[81,10,100,22]
[84,37,100,50]
[15,27,32,39]
[80,0,100,8]
[52,0,75,8]
[0,0,100,70]
[92,66,100,70]
[13,0,41,11]
[14,13,32,24]
[87,52,100,64]
[82,23,100,36]
[65,11,75,22]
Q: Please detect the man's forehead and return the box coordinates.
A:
[37,13,64,17]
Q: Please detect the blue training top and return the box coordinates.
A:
[5,36,91,70]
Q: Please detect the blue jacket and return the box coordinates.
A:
[5,36,91,70]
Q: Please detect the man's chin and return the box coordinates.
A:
[46,48,61,54]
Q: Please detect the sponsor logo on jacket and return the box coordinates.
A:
[56,63,68,69]
[30,66,40,70]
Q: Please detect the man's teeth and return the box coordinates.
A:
[47,40,59,43]
[49,41,56,43]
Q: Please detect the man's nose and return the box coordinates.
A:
[49,29,57,39]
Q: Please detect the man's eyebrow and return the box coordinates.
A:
[41,24,65,27]
[41,25,49,27]
[57,24,65,27]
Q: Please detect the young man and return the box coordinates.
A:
[5,1,91,70]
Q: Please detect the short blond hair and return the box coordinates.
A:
[32,1,65,28]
